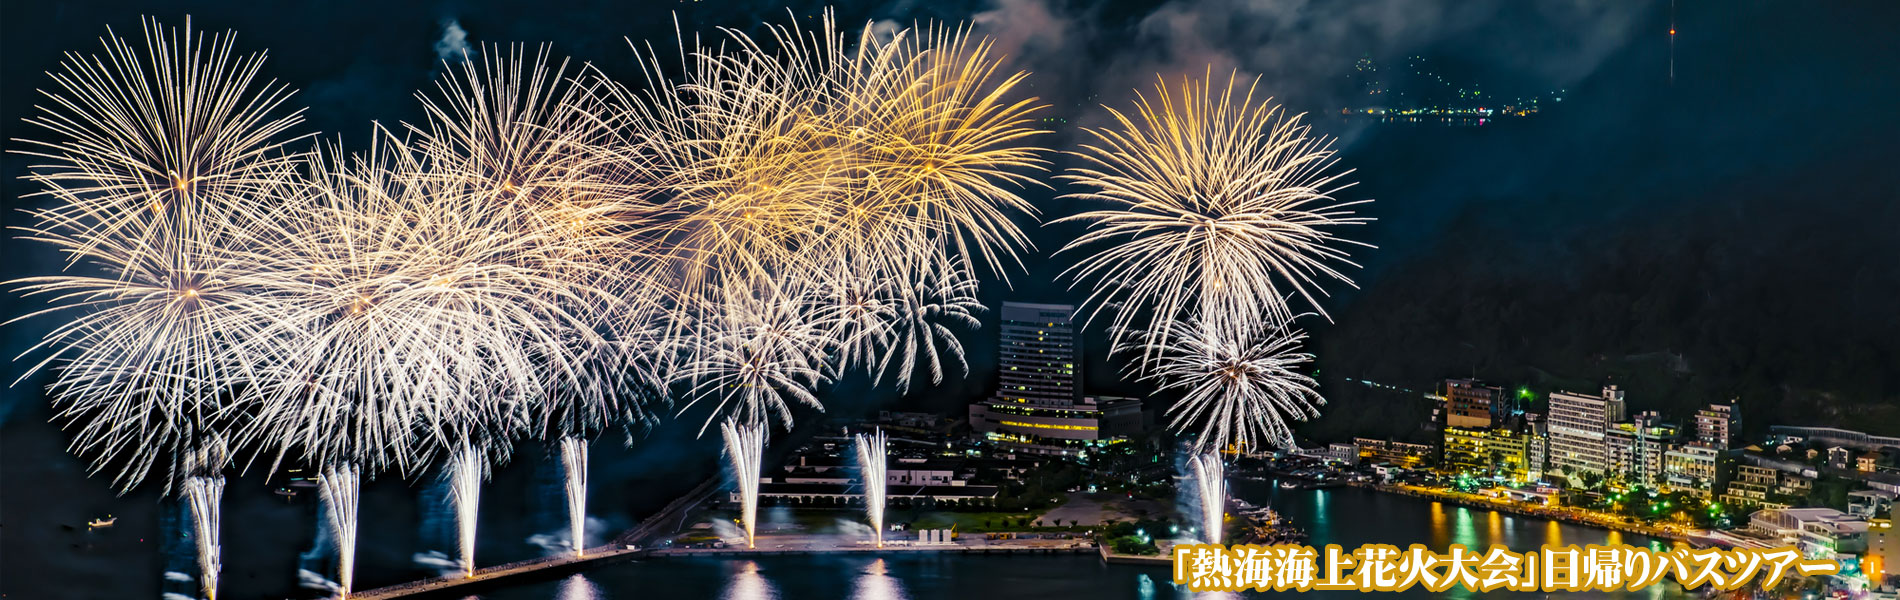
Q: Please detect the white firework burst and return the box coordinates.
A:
[1139,318,1324,454]
[1058,69,1372,369]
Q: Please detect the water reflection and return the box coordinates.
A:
[851,558,908,600]
[554,573,602,600]
[1429,502,1448,548]
[465,487,1695,600]
[1453,507,1477,548]
[722,560,777,600]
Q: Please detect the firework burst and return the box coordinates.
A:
[7,19,309,600]
[1058,70,1372,368]
[675,280,836,434]
[1140,318,1324,454]
[874,246,983,392]
[9,16,307,492]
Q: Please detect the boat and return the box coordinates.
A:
[87,515,116,529]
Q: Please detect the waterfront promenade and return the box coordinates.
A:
[347,479,1703,599]
[1359,481,1701,543]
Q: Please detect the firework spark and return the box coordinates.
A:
[1058,70,1372,367]
[1140,318,1324,454]
[855,429,889,548]
[8,19,308,600]
[721,419,766,549]
[874,247,983,392]
[675,281,835,434]
[1188,453,1225,544]
[9,16,306,494]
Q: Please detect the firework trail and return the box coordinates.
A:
[855,429,889,548]
[676,281,835,434]
[721,419,767,549]
[317,464,361,596]
[873,247,984,392]
[447,443,485,577]
[1057,69,1372,367]
[1188,453,1226,545]
[558,436,588,557]
[182,475,225,599]
[1056,70,1369,532]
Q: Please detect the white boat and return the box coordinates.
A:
[87,515,116,528]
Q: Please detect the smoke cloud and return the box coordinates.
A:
[435,19,471,61]
[953,0,1645,137]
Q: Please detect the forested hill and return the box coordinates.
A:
[1304,159,1900,444]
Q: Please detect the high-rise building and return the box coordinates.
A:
[993,302,1081,405]
[969,302,1140,455]
[1525,413,1550,482]
[1547,385,1627,481]
[1695,401,1741,450]
[1607,411,1678,489]
[1442,379,1502,429]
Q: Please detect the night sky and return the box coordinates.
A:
[3,1,1898,597]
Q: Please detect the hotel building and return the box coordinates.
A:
[968,302,1142,455]
[1547,385,1627,479]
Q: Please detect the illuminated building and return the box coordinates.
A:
[1721,465,1791,510]
[1440,379,1501,429]
[1663,443,1723,498]
[968,302,1142,455]
[1868,513,1897,588]
[1355,437,1435,470]
[1695,401,1742,450]
[1442,425,1532,482]
[1547,386,1627,480]
[1606,411,1678,489]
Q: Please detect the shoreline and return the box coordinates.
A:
[1350,481,1701,543]
[353,482,1703,598]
